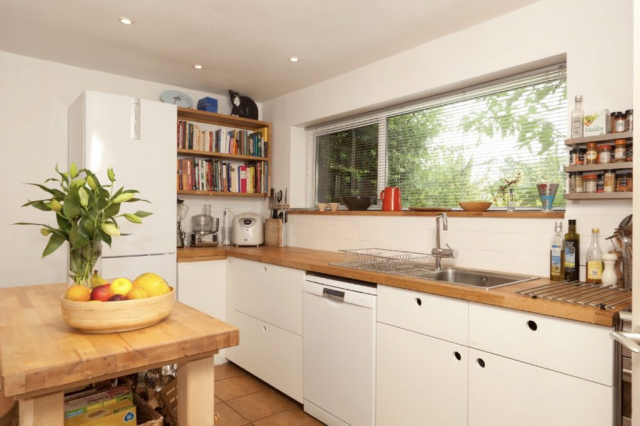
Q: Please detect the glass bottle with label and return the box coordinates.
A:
[550,222,564,281]
[571,96,584,138]
[585,228,603,283]
[564,219,580,281]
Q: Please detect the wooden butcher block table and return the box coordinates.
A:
[0,283,239,426]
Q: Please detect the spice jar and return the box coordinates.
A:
[615,139,628,162]
[583,174,598,193]
[615,113,627,133]
[575,173,584,193]
[627,148,633,162]
[569,173,576,193]
[626,109,633,131]
[604,170,616,193]
[598,145,612,164]
[569,148,577,166]
[596,174,604,193]
[611,112,618,133]
[585,142,598,164]
[617,172,633,192]
[577,148,586,165]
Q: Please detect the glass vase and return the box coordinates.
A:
[506,189,516,213]
[68,240,102,287]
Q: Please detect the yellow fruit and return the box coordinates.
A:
[111,277,133,296]
[133,273,170,297]
[65,285,91,302]
[90,270,107,288]
[127,288,150,300]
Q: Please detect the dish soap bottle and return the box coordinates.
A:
[585,228,603,283]
[571,95,584,138]
[564,219,580,281]
[601,252,618,286]
[550,221,564,281]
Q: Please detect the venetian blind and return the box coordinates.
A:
[305,64,567,209]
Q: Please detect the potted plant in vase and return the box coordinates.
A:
[15,162,151,287]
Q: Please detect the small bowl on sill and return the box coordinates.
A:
[458,202,492,212]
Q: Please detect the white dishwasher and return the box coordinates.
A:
[303,274,377,426]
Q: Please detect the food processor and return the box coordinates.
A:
[189,204,219,247]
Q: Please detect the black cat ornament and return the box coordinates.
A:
[229,90,259,120]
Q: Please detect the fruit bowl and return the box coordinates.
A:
[60,287,176,333]
[458,201,492,212]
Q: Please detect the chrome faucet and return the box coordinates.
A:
[431,213,457,272]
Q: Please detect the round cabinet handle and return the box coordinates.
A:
[527,320,538,331]
[477,358,486,368]
[454,351,462,361]
[415,298,422,307]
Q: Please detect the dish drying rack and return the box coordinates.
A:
[516,280,632,310]
[333,248,435,275]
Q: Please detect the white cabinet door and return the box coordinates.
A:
[377,323,468,426]
[232,310,303,402]
[177,260,226,365]
[468,349,613,426]
[228,257,304,335]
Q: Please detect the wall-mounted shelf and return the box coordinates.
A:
[177,190,268,198]
[565,131,633,146]
[177,107,270,131]
[177,148,269,162]
[564,162,633,173]
[564,193,632,200]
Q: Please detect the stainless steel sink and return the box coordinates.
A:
[413,268,537,290]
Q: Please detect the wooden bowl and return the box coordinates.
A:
[61,288,176,333]
[458,202,492,212]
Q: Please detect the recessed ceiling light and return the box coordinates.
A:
[119,17,133,25]
[193,64,203,69]
[289,57,300,63]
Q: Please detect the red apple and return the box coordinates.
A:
[91,284,113,302]
[108,294,127,301]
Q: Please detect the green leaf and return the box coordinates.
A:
[72,238,89,250]
[55,164,69,184]
[42,234,65,258]
[13,222,48,227]
[80,217,95,236]
[104,203,120,218]
[126,198,150,203]
[56,214,71,233]
[69,222,81,245]
[71,179,86,189]
[62,195,81,220]
[27,183,65,200]
[23,200,52,211]
[133,211,153,218]
[97,228,112,247]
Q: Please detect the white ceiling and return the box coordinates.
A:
[0,0,539,101]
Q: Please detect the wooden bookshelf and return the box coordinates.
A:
[176,108,272,197]
[564,131,633,146]
[563,162,632,173]
[564,192,632,200]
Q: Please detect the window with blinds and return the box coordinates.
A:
[305,64,567,209]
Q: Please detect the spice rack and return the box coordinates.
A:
[564,131,633,200]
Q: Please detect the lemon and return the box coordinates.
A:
[132,273,170,297]
[64,285,91,302]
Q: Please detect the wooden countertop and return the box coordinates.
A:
[178,246,623,327]
[0,283,239,399]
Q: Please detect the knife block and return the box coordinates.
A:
[265,219,283,247]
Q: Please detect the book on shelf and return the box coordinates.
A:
[177,120,268,158]
[177,157,268,194]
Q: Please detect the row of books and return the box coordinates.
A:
[177,120,268,158]
[177,158,268,194]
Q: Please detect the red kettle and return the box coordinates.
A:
[380,187,401,211]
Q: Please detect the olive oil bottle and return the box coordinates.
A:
[550,221,564,281]
[563,219,580,281]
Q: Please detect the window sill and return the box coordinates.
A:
[289,209,565,219]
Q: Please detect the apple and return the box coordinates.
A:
[91,284,113,302]
[108,294,127,301]
[110,277,133,297]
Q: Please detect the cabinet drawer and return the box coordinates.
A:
[229,258,304,335]
[377,323,467,426]
[468,349,613,426]
[377,286,468,345]
[231,310,303,402]
[469,302,614,386]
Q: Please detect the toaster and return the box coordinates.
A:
[232,213,264,246]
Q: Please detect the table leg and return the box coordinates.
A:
[19,392,63,426]
[178,356,215,426]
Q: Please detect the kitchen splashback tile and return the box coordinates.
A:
[468,232,523,253]
[327,226,357,240]
[443,248,495,270]
[448,217,496,232]
[296,215,317,225]
[524,233,551,255]
[494,252,547,276]
[316,237,343,252]
[405,216,437,230]
[395,228,427,246]
[356,227,389,243]
[313,215,342,226]
[494,218,556,235]
[295,235,317,250]
[306,225,328,238]
[438,231,469,250]
[342,216,371,227]
[369,216,406,228]
[289,223,306,237]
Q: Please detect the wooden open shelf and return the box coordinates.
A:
[177,148,268,162]
[565,131,633,146]
[177,107,270,131]
[564,162,633,172]
[564,192,632,200]
[178,190,268,198]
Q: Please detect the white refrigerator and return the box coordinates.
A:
[68,91,177,286]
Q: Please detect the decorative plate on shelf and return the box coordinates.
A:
[160,90,194,108]
[408,207,452,211]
